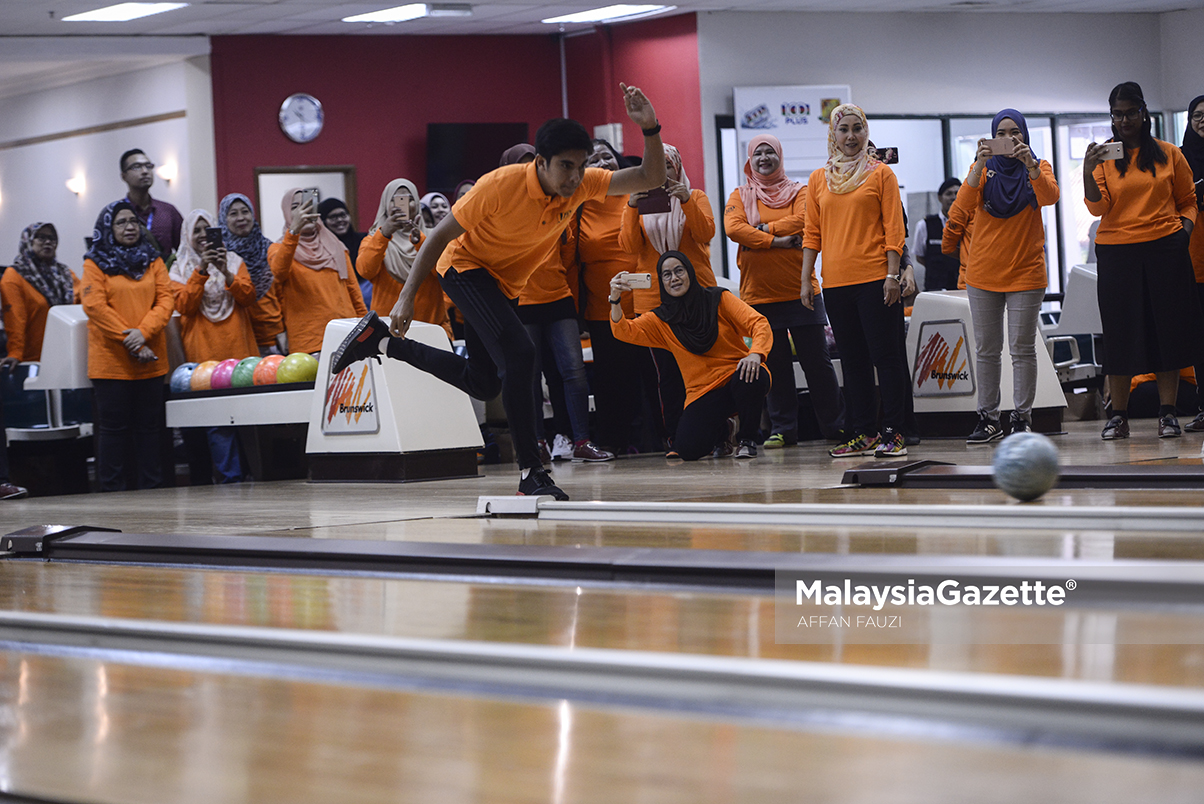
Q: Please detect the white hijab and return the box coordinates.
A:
[170,208,244,323]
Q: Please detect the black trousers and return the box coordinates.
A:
[92,377,165,492]
[646,347,686,446]
[587,320,646,452]
[763,324,844,440]
[675,367,770,461]
[823,280,909,436]
[0,379,9,483]
[1196,283,1204,412]
[387,266,540,470]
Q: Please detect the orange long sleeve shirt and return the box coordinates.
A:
[248,283,284,348]
[724,187,817,305]
[356,230,452,339]
[952,161,1059,293]
[618,188,717,314]
[81,258,174,380]
[611,292,772,408]
[1,267,80,361]
[269,232,367,354]
[803,166,905,289]
[1086,141,1198,245]
[941,201,975,290]
[173,265,260,363]
[568,195,638,321]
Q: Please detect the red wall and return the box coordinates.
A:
[564,14,704,191]
[210,35,563,230]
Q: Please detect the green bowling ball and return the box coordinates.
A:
[276,352,319,384]
[231,357,261,388]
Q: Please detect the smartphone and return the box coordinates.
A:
[205,227,223,249]
[623,272,653,289]
[637,186,672,215]
[1099,142,1124,161]
[874,146,899,164]
[984,137,1014,156]
[300,188,319,209]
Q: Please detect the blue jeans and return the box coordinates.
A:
[525,317,590,442]
[207,427,244,483]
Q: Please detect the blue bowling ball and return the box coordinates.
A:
[170,362,199,394]
[992,432,1060,502]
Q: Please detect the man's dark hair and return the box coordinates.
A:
[1108,81,1166,177]
[120,149,147,172]
[535,119,593,161]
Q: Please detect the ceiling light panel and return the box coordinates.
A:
[342,4,428,22]
[62,3,190,22]
[541,4,675,24]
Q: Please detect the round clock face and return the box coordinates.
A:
[279,93,324,143]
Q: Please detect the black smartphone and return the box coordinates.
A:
[637,186,672,215]
[875,147,899,164]
[205,227,223,249]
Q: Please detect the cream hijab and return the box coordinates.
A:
[369,179,425,284]
[824,104,880,195]
[280,188,348,279]
[642,144,690,254]
[170,208,245,323]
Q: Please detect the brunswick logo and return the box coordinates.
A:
[322,361,380,434]
[912,319,975,397]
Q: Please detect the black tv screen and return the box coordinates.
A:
[427,122,530,196]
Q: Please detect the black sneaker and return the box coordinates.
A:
[330,311,389,375]
[1009,413,1032,434]
[967,415,1004,444]
[517,466,569,501]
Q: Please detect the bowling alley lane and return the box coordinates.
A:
[1,650,1201,804]
[2,561,1203,688]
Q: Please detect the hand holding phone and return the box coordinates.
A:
[874,146,899,164]
[622,272,653,289]
[1099,142,1124,161]
[984,137,1014,157]
[205,227,223,250]
[636,186,672,215]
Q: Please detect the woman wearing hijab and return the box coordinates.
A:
[1084,81,1200,440]
[619,143,717,451]
[802,104,912,459]
[453,179,477,202]
[81,200,175,491]
[419,192,451,230]
[219,193,285,354]
[610,251,770,461]
[1181,94,1204,433]
[1,223,79,369]
[358,179,451,339]
[270,189,367,355]
[725,134,844,447]
[954,109,1060,444]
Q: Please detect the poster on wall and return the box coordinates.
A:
[732,85,851,181]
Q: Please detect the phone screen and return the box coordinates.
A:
[205,227,223,249]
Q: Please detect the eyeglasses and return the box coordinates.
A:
[113,218,141,229]
[33,235,58,244]
[1192,112,1204,122]
[123,161,155,172]
[1109,109,1144,122]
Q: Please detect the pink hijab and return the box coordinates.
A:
[642,144,690,254]
[281,188,348,279]
[738,134,802,226]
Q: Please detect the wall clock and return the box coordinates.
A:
[279,93,324,143]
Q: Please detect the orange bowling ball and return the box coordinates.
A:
[190,360,220,391]
[253,354,286,385]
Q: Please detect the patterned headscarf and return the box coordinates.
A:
[11,223,75,306]
[169,209,245,323]
[84,201,160,280]
[738,134,802,226]
[642,144,691,254]
[218,193,273,299]
[370,179,425,285]
[280,188,348,279]
[824,105,879,195]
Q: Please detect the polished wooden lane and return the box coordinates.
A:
[2,650,1202,804]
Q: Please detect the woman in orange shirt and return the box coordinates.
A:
[218,193,285,354]
[802,105,913,459]
[1084,81,1201,440]
[81,201,174,491]
[725,134,844,447]
[270,189,367,355]
[1181,94,1204,433]
[953,109,1060,444]
[1,222,79,369]
[610,251,770,460]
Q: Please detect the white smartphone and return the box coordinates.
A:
[1099,142,1124,161]
[984,137,1013,156]
[624,272,653,289]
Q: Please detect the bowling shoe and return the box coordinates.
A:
[1101,414,1130,440]
[572,440,615,462]
[0,482,28,500]
[331,312,389,375]
[518,466,569,501]
[1184,412,1204,433]
[1158,415,1182,439]
[735,441,757,459]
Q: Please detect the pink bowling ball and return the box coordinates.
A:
[210,358,239,390]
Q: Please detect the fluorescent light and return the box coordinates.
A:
[541,4,674,24]
[427,3,473,17]
[63,3,189,22]
[342,4,428,23]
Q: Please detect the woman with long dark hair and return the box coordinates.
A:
[1084,81,1200,440]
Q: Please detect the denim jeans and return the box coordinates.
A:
[207,427,244,483]
[525,317,591,442]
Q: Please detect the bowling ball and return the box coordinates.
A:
[170,362,198,394]
[253,354,285,385]
[276,352,319,384]
[232,357,261,388]
[190,360,219,391]
[992,432,1060,502]
[210,358,239,390]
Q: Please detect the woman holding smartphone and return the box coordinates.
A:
[357,178,451,339]
[219,193,285,354]
[1181,94,1204,433]
[1084,81,1200,440]
[270,188,367,355]
[802,105,912,459]
[953,109,1060,443]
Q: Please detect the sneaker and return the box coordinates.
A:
[1009,413,1032,434]
[665,449,680,459]
[1101,415,1130,440]
[1159,414,1182,439]
[1185,412,1204,433]
[763,433,788,449]
[967,415,1004,444]
[572,440,614,462]
[517,466,569,501]
[330,311,388,374]
[0,482,28,500]
[537,439,552,465]
[711,441,734,458]
[551,434,574,461]
[735,440,757,459]
[875,428,908,458]
[829,433,882,458]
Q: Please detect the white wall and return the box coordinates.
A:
[1160,8,1204,113]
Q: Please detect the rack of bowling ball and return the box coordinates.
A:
[169,353,320,394]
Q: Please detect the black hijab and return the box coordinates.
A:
[651,251,727,355]
[1181,95,1204,184]
[317,198,365,263]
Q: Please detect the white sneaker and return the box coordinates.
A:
[551,434,574,461]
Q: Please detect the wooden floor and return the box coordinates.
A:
[2,420,1204,801]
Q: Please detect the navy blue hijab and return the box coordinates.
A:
[85,201,161,280]
[981,109,1038,219]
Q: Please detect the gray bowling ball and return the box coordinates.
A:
[992,431,1060,501]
